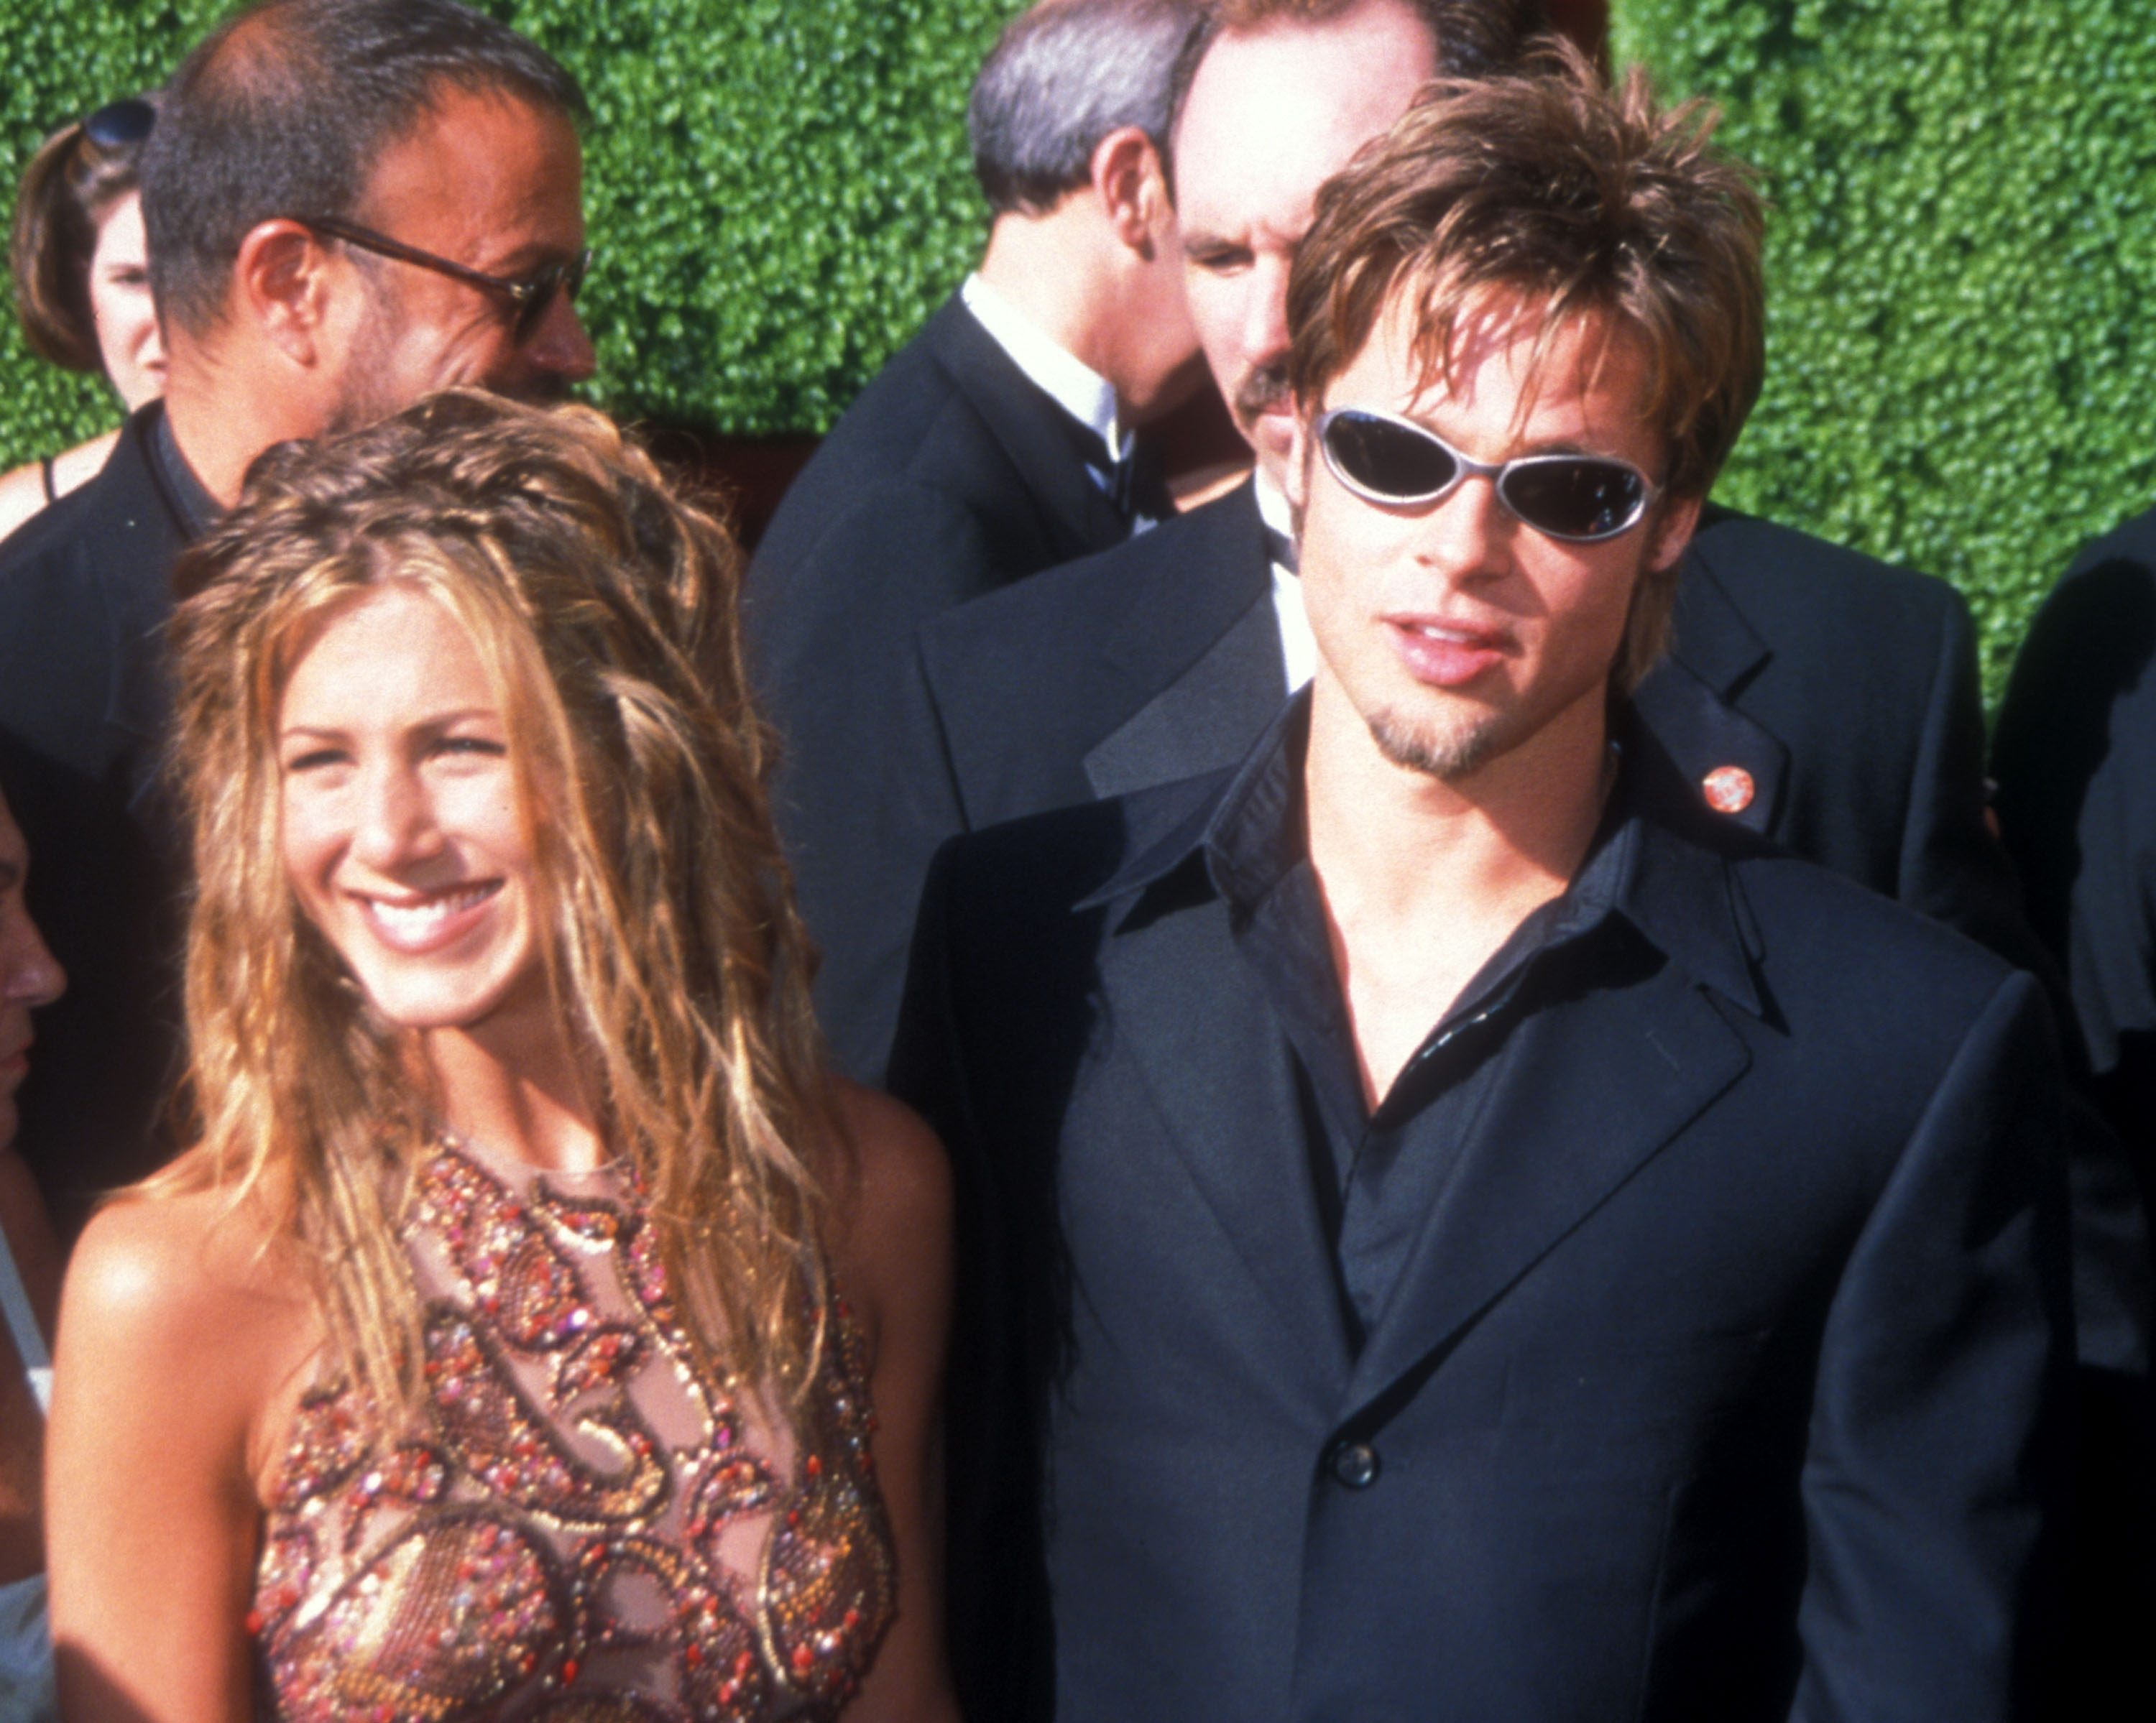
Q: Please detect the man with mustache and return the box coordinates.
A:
[793,0,1533,1082]
[0,0,596,1234]
[903,0,2037,1022]
[893,52,2070,1718]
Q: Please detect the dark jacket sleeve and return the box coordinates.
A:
[1896,586,2042,966]
[1791,971,2073,1722]
[886,842,1056,1723]
[1991,521,2156,1715]
[751,482,991,1081]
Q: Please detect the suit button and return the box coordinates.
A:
[1330,1441,1381,1489]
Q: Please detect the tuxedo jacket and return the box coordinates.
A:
[745,291,1135,1077]
[0,403,194,1233]
[890,721,2071,1722]
[821,483,2039,1084]
[923,482,2030,932]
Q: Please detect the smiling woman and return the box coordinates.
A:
[43,392,958,1723]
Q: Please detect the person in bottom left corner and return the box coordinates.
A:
[0,773,67,1723]
[43,391,959,1723]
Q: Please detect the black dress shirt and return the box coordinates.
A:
[895,692,2072,1723]
[1124,700,1680,1342]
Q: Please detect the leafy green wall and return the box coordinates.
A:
[1611,0,2156,696]
[0,0,1006,462]
[17,0,2151,693]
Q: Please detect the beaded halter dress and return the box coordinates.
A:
[250,1137,896,1721]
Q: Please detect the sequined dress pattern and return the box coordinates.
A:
[252,1140,895,1721]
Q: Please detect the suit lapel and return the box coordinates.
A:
[1630,656,1788,839]
[1083,488,1280,797]
[1092,890,1354,1385]
[1345,952,1752,1414]
[1644,537,1785,836]
[925,295,1130,559]
[1668,522,1772,695]
[1084,593,1288,798]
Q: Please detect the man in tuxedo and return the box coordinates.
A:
[889,0,2035,1062]
[0,0,596,1232]
[791,0,1530,1078]
[747,0,1211,1077]
[893,50,2070,1721]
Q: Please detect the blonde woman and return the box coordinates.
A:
[47,390,957,1722]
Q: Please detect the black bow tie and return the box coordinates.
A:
[1101,433,1173,528]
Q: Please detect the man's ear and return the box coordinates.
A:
[1647,491,1703,573]
[231,218,341,368]
[1091,124,1168,257]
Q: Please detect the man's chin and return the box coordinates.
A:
[1250,416,1300,494]
[1368,707,1501,782]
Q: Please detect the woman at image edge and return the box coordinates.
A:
[0,98,165,540]
[44,391,959,1722]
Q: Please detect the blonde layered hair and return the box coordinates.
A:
[160,389,836,1421]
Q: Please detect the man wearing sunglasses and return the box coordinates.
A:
[898,0,2041,1020]
[892,50,2068,1722]
[0,0,594,1236]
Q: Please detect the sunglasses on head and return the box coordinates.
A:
[295,215,592,345]
[83,97,156,152]
[1314,407,1657,543]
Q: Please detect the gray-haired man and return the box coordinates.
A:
[748,0,1209,1080]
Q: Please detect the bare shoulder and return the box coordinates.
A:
[58,1187,318,1459]
[68,1186,295,1335]
[49,428,120,497]
[824,1081,953,1349]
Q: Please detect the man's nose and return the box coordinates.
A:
[1419,473,1516,578]
[1250,257,1293,364]
[528,290,596,382]
[0,912,65,1010]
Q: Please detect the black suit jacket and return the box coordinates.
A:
[1991,505,2156,1710]
[1995,501,2156,1147]
[819,485,2037,1086]
[924,484,2028,925]
[0,402,195,1232]
[908,487,2147,1367]
[745,291,1135,1076]
[891,724,2072,1722]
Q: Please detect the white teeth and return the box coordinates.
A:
[364,883,496,937]
[1414,624,1478,642]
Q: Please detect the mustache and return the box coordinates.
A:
[1233,364,1291,423]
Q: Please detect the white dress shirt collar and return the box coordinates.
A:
[1255,472,1317,694]
[962,272,1127,461]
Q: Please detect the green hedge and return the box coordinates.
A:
[0,0,1007,463]
[1611,0,2156,697]
[17,0,2152,696]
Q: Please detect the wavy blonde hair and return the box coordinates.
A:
[159,389,837,1422]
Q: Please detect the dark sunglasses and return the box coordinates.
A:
[296,214,592,344]
[83,98,156,152]
[1314,407,1656,543]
